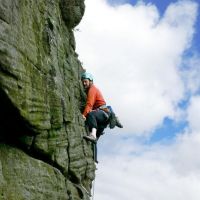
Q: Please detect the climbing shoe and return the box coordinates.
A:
[109,112,123,129]
[115,117,123,128]
[109,112,117,129]
[83,135,97,143]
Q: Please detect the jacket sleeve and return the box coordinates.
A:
[82,87,96,117]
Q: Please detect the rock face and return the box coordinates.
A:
[0,0,95,199]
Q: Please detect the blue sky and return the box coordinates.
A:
[141,0,200,55]
[75,0,200,199]
[106,0,200,144]
[145,0,199,143]
[108,0,200,51]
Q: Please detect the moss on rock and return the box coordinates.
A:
[0,0,94,199]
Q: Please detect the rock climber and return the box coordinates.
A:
[81,71,122,142]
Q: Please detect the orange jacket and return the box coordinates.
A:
[82,84,106,117]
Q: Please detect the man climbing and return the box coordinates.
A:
[81,71,122,142]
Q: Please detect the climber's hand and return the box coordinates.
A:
[82,115,86,121]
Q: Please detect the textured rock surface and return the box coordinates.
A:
[0,0,95,199]
[0,144,68,200]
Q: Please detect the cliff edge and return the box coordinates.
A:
[0,0,95,199]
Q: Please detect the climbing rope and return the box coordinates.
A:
[92,179,95,200]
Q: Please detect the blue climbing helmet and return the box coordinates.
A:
[81,72,93,81]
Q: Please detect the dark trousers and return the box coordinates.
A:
[86,110,109,138]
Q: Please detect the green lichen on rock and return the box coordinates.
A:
[60,0,85,28]
[0,0,95,199]
[0,144,68,200]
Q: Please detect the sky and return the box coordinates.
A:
[75,0,200,199]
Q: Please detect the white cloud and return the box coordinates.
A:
[94,130,200,200]
[94,153,200,200]
[75,0,200,199]
[181,55,200,94]
[75,0,198,136]
[93,94,200,200]
[170,131,200,174]
[187,95,200,132]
